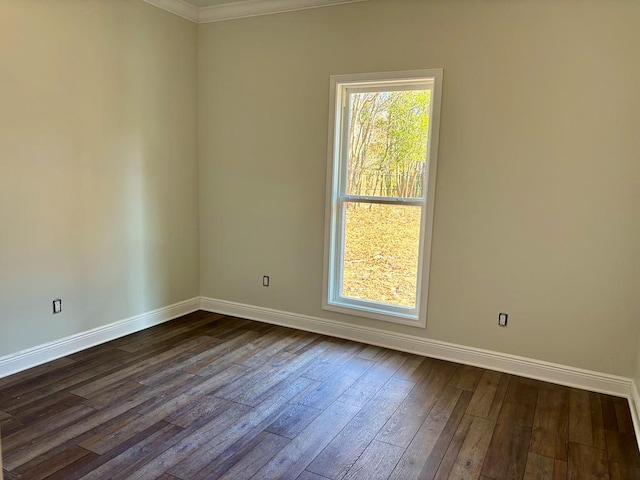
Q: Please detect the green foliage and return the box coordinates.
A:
[347,89,431,198]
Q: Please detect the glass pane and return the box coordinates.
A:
[346,89,431,198]
[342,202,421,308]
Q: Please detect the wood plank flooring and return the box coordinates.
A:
[0,310,638,479]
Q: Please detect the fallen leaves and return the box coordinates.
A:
[342,203,421,308]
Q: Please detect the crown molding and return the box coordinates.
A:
[142,0,369,24]
[198,0,368,23]
[141,0,200,23]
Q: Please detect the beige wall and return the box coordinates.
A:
[636,331,640,390]
[0,0,199,357]
[198,0,640,376]
[1,0,638,380]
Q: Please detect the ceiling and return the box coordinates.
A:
[143,0,368,23]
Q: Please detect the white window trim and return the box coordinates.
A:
[322,69,443,328]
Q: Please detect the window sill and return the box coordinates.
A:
[322,300,426,328]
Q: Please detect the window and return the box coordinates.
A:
[323,69,443,327]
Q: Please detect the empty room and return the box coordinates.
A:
[1,0,640,478]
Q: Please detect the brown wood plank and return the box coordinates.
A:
[81,415,170,456]
[123,369,205,416]
[496,376,538,427]
[0,430,4,480]
[77,422,185,480]
[123,402,256,479]
[388,386,466,480]
[447,415,495,478]
[210,350,297,400]
[487,372,511,421]
[141,376,314,479]
[376,360,456,448]
[127,337,225,385]
[265,403,322,439]
[2,471,18,480]
[218,328,291,364]
[298,356,374,410]
[530,386,570,461]
[14,446,96,480]
[554,459,568,480]
[0,358,76,391]
[239,330,314,368]
[0,312,637,480]
[605,429,640,467]
[297,472,332,480]
[2,404,95,455]
[138,364,248,420]
[448,364,483,391]
[37,451,103,480]
[431,413,474,480]
[163,395,236,429]
[614,397,635,434]
[0,357,130,412]
[82,380,146,410]
[4,371,201,469]
[481,377,537,479]
[601,394,619,431]
[231,342,331,406]
[523,452,554,480]
[9,392,83,426]
[181,330,261,375]
[306,377,414,479]
[0,418,23,439]
[116,314,223,353]
[466,369,504,419]
[342,439,404,480]
[610,460,640,480]
[415,390,473,480]
[392,355,432,383]
[590,391,607,450]
[203,431,290,480]
[70,336,212,398]
[338,350,409,407]
[249,401,361,480]
[481,420,531,479]
[568,442,610,479]
[74,410,143,455]
[356,344,387,360]
[569,388,594,446]
[299,341,364,382]
[284,331,322,354]
[201,316,258,339]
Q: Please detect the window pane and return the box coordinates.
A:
[342,202,422,308]
[346,89,431,198]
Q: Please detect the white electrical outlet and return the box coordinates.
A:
[53,298,62,314]
[498,312,508,327]
[263,276,270,287]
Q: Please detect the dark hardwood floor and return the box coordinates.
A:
[1,310,638,479]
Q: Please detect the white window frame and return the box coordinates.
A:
[322,69,443,327]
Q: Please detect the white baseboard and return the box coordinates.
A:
[2,295,638,447]
[630,382,640,446]
[0,297,200,379]
[200,297,633,399]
